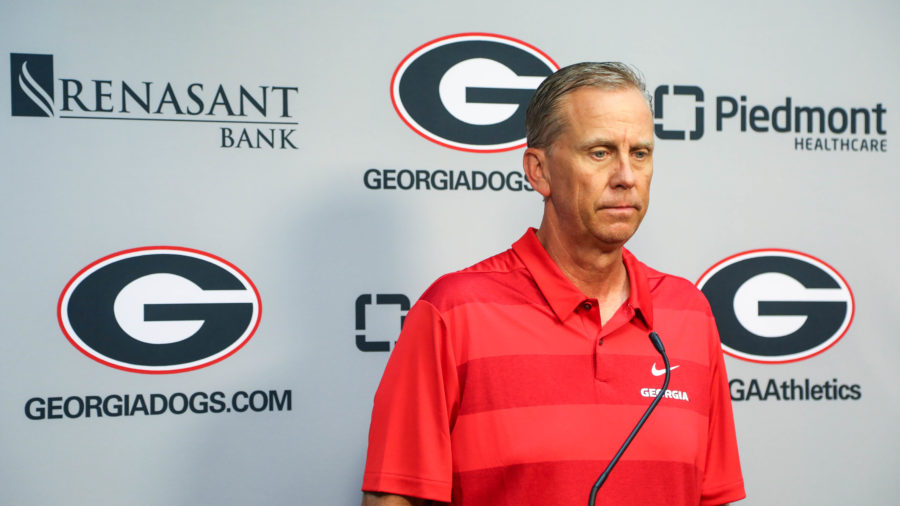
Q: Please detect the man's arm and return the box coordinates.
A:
[361,492,435,506]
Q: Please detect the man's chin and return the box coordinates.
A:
[590,225,639,249]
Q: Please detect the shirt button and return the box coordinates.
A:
[582,302,592,310]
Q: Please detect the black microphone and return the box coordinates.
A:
[588,331,671,506]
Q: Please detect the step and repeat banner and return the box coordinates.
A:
[2,1,897,505]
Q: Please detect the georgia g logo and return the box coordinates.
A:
[58,247,261,374]
[696,249,854,364]
[391,33,558,153]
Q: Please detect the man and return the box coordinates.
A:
[361,62,745,506]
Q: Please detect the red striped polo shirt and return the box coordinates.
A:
[363,229,745,505]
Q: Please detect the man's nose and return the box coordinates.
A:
[609,154,637,188]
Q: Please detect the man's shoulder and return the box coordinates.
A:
[418,247,534,312]
[637,257,712,312]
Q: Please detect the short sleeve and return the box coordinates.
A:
[361,299,459,502]
[700,305,747,505]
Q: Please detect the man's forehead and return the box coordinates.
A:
[557,87,654,140]
[560,86,651,115]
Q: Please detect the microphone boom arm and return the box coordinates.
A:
[588,331,671,506]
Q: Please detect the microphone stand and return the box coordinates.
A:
[588,331,671,506]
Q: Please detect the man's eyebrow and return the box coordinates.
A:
[577,139,655,151]
[577,138,616,150]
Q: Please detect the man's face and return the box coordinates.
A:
[533,86,654,250]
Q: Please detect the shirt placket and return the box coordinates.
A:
[592,302,636,383]
[573,299,605,382]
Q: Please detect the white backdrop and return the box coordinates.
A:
[2,1,898,504]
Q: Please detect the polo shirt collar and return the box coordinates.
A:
[511,228,654,328]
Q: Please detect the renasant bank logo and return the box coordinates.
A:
[9,52,300,149]
[653,83,887,152]
[10,53,54,117]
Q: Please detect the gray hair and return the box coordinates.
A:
[525,62,652,150]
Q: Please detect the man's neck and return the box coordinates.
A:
[535,223,631,321]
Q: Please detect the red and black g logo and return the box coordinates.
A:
[391,33,557,153]
[58,247,261,374]
[697,249,854,364]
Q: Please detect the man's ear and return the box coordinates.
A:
[523,147,551,198]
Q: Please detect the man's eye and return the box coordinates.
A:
[591,150,608,159]
[634,150,649,159]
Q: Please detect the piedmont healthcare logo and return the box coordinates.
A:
[355,293,409,352]
[10,52,299,149]
[653,83,887,152]
[58,247,261,373]
[654,85,704,140]
[697,249,861,403]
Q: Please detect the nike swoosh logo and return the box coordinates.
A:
[651,363,679,376]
